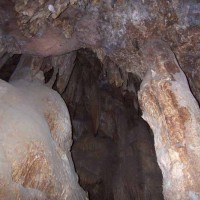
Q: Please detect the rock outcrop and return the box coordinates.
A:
[139,40,200,200]
[0,55,87,199]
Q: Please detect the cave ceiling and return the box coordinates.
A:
[0,0,199,102]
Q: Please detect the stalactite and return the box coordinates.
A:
[0,53,13,70]
[53,52,76,94]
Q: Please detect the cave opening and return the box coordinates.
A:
[0,49,163,199]
[63,49,163,200]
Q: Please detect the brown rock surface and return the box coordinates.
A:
[139,40,200,199]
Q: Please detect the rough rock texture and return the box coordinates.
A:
[0,0,199,102]
[1,0,200,109]
[0,55,87,199]
[0,0,199,89]
[0,0,199,199]
[138,40,200,200]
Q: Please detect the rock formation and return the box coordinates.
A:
[139,40,200,199]
[0,55,87,199]
[0,0,199,199]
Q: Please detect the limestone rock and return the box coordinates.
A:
[0,78,87,199]
[139,40,200,200]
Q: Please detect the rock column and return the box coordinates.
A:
[138,40,200,200]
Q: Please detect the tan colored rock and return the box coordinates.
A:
[138,40,200,200]
[0,56,88,199]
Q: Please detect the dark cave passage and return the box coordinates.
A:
[0,49,163,200]
[62,49,163,200]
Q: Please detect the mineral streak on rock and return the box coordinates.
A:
[0,55,88,199]
[139,40,200,200]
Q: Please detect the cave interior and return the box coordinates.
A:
[0,0,200,199]
[0,49,163,200]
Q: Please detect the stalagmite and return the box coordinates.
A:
[138,40,200,200]
[0,55,88,199]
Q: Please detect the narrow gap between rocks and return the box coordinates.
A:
[60,49,163,200]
